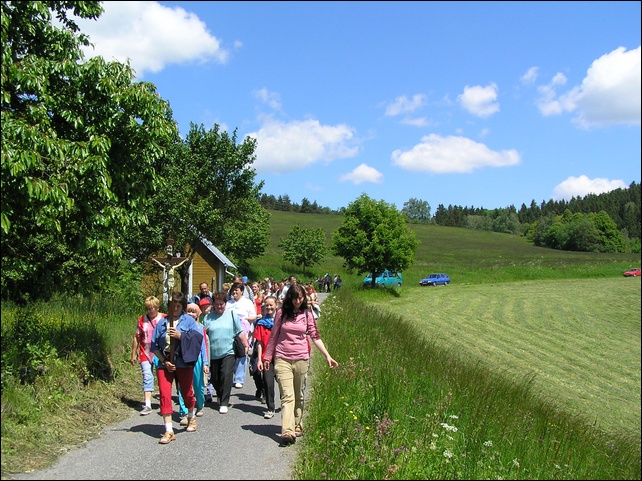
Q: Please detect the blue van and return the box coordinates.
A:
[363,270,403,287]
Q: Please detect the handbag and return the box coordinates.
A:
[233,333,245,358]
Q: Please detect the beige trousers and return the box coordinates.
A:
[274,358,309,436]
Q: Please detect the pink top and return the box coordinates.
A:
[135,313,165,363]
[264,309,319,362]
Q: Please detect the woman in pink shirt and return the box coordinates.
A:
[263,283,338,446]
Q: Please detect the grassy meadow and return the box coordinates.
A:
[1,209,640,478]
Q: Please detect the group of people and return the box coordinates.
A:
[131,277,338,446]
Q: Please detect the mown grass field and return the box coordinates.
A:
[367,278,641,435]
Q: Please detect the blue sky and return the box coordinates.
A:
[73,1,640,212]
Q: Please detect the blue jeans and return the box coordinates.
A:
[233,355,247,385]
[140,360,154,392]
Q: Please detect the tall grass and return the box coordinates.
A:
[1,295,141,475]
[296,289,640,479]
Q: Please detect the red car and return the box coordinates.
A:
[623,268,641,277]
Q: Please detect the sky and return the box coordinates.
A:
[72,1,641,212]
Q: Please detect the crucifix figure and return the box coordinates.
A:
[151,256,190,306]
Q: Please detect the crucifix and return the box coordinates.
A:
[150,237,190,306]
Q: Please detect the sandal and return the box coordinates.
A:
[186,417,197,432]
[159,431,176,444]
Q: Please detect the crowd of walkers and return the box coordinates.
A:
[131,275,338,446]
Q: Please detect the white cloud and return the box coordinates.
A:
[537,46,641,127]
[247,118,358,173]
[72,1,229,78]
[552,175,627,200]
[521,67,539,85]
[536,73,568,116]
[385,94,427,116]
[400,117,430,127]
[457,83,500,118]
[254,88,282,111]
[338,164,383,184]
[391,134,520,174]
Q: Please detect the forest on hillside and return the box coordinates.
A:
[260,181,641,253]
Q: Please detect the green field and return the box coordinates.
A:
[370,278,641,435]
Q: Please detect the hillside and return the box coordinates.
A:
[245,210,641,286]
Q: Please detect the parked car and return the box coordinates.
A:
[419,273,450,286]
[363,269,402,287]
[623,268,641,277]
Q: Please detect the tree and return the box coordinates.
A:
[1,1,178,302]
[279,224,327,272]
[401,198,431,224]
[145,123,270,271]
[331,194,418,287]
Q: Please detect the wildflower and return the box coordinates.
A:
[443,449,454,459]
[513,459,520,468]
[429,442,437,450]
[440,422,458,432]
[483,440,493,447]
[365,426,370,431]
[349,410,353,414]
[449,414,459,419]
[353,416,358,421]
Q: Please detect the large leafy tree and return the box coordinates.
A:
[1,1,178,302]
[279,224,327,272]
[146,123,270,271]
[402,197,431,224]
[331,194,418,287]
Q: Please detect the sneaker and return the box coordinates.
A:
[255,389,263,400]
[179,415,188,426]
[263,410,275,419]
[159,431,176,444]
[234,383,243,389]
[140,405,152,416]
[195,408,204,417]
[186,417,197,432]
[295,426,303,437]
[219,405,228,414]
[261,396,267,405]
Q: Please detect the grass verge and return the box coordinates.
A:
[295,287,641,479]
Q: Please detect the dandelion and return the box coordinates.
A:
[349,410,353,414]
[353,416,358,421]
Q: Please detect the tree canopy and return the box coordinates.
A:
[144,123,270,271]
[331,194,418,287]
[1,1,178,301]
[279,224,327,273]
